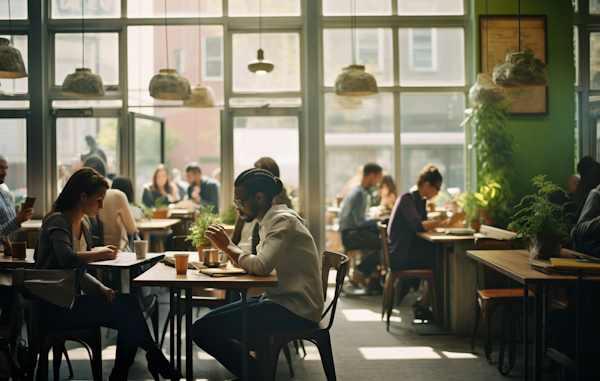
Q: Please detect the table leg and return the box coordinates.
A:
[523,285,529,380]
[177,288,182,372]
[533,285,543,381]
[241,289,248,381]
[170,288,175,376]
[185,288,193,381]
[435,243,443,330]
[575,276,581,381]
[443,243,449,332]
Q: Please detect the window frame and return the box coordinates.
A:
[202,35,223,81]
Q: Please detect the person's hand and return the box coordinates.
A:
[192,185,201,203]
[205,224,233,252]
[93,246,118,261]
[99,284,117,303]
[16,207,33,223]
[448,211,467,226]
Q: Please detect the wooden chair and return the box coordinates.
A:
[470,237,533,374]
[376,221,439,330]
[256,251,349,381]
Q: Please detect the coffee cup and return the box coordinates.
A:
[218,251,229,264]
[174,253,189,275]
[11,242,26,259]
[134,240,148,260]
[202,248,220,268]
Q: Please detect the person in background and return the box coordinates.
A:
[378,174,397,212]
[34,168,180,381]
[339,163,383,291]
[192,168,323,381]
[0,154,34,247]
[185,162,220,212]
[571,184,600,257]
[573,156,600,216]
[142,164,180,207]
[387,164,464,320]
[98,176,138,252]
[254,157,293,208]
[83,155,111,186]
[57,164,70,194]
[112,176,144,221]
[80,135,107,164]
[171,168,188,201]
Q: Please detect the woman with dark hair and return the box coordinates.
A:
[387,164,464,320]
[98,176,139,251]
[142,164,180,207]
[112,175,143,221]
[378,174,398,211]
[34,168,180,381]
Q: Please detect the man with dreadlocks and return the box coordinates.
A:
[191,168,323,381]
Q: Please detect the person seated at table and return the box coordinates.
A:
[387,164,464,320]
[0,154,34,249]
[184,162,220,212]
[112,175,144,221]
[142,164,180,207]
[98,176,138,252]
[34,168,180,381]
[571,184,600,257]
[339,163,383,290]
[191,168,323,381]
[377,174,397,212]
[83,154,111,186]
[573,156,600,217]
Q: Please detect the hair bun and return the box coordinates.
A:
[274,177,284,194]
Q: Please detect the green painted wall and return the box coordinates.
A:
[472,0,575,198]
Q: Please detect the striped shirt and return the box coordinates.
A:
[0,185,20,243]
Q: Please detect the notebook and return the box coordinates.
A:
[550,258,600,273]
[199,267,247,277]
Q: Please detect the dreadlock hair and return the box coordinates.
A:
[416,163,443,187]
[47,167,109,218]
[234,168,284,204]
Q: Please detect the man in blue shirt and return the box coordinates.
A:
[0,155,33,246]
[339,163,383,285]
[185,162,221,212]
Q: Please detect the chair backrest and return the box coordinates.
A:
[172,235,195,251]
[15,268,81,309]
[376,221,390,272]
[320,251,349,330]
[89,215,103,247]
[475,238,512,290]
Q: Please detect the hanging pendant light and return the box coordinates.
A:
[492,0,548,88]
[247,0,274,75]
[469,0,505,106]
[334,0,378,97]
[61,0,104,97]
[0,1,27,79]
[185,0,216,108]
[149,0,192,100]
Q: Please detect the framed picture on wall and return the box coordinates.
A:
[479,15,548,115]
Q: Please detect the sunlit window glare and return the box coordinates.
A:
[359,347,442,360]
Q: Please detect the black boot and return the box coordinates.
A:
[108,364,129,381]
[146,346,182,381]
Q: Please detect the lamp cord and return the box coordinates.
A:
[165,0,170,71]
[518,0,521,52]
[485,0,488,73]
[259,0,262,49]
[7,0,12,45]
[199,0,202,84]
[351,0,356,65]
[81,0,84,68]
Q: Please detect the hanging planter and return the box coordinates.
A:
[334,64,378,97]
[468,73,506,106]
[0,38,27,79]
[493,50,549,88]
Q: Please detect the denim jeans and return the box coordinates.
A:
[191,294,317,381]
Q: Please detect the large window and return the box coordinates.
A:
[0,119,27,202]
[0,35,28,94]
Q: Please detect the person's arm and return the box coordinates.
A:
[349,191,378,229]
[238,216,291,276]
[0,206,33,236]
[200,182,220,211]
[118,193,138,235]
[48,225,117,266]
[142,188,154,207]
[81,272,101,295]
[572,190,600,240]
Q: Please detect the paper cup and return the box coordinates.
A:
[174,253,189,275]
[134,240,148,260]
[11,242,26,259]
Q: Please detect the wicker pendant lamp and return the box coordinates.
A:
[492,0,548,88]
[185,1,216,108]
[149,0,192,100]
[334,0,378,97]
[0,1,27,79]
[61,0,104,97]
[247,0,274,75]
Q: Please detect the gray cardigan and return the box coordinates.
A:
[34,212,100,295]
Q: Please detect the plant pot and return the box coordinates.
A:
[478,210,492,220]
[470,221,481,233]
[196,245,215,256]
[153,209,168,219]
[484,219,495,226]
[530,234,566,259]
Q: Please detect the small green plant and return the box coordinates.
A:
[220,205,237,225]
[474,181,501,210]
[511,175,571,242]
[187,204,221,247]
[136,202,154,219]
[153,196,169,211]
[457,191,480,223]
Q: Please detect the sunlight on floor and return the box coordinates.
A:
[342,309,401,323]
[359,346,442,360]
[441,351,478,359]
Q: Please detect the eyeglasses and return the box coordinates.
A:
[233,194,255,209]
[432,183,441,192]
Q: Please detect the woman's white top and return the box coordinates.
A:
[98,189,137,252]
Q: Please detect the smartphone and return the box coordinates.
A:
[22,197,36,210]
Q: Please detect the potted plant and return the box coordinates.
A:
[137,202,154,220]
[511,175,571,259]
[220,205,237,225]
[152,197,169,219]
[187,204,221,255]
[474,181,501,226]
[458,191,481,232]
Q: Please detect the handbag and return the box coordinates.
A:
[14,268,82,309]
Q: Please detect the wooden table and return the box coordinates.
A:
[0,248,36,269]
[19,219,43,232]
[86,252,165,293]
[417,230,482,331]
[466,249,600,380]
[137,219,180,232]
[133,262,278,381]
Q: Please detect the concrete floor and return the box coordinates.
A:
[46,286,557,380]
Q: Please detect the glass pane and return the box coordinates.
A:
[322,0,391,16]
[229,98,301,107]
[574,0,578,13]
[0,119,27,202]
[575,26,579,86]
[400,93,465,194]
[135,117,162,204]
[128,0,222,18]
[324,93,394,202]
[55,33,119,86]
[232,33,300,93]
[0,0,27,19]
[233,116,299,207]
[323,29,393,87]
[398,0,463,15]
[128,26,224,106]
[590,33,600,89]
[591,0,600,14]
[229,0,300,16]
[56,118,119,194]
[52,0,120,18]
[0,35,28,94]
[399,28,465,87]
